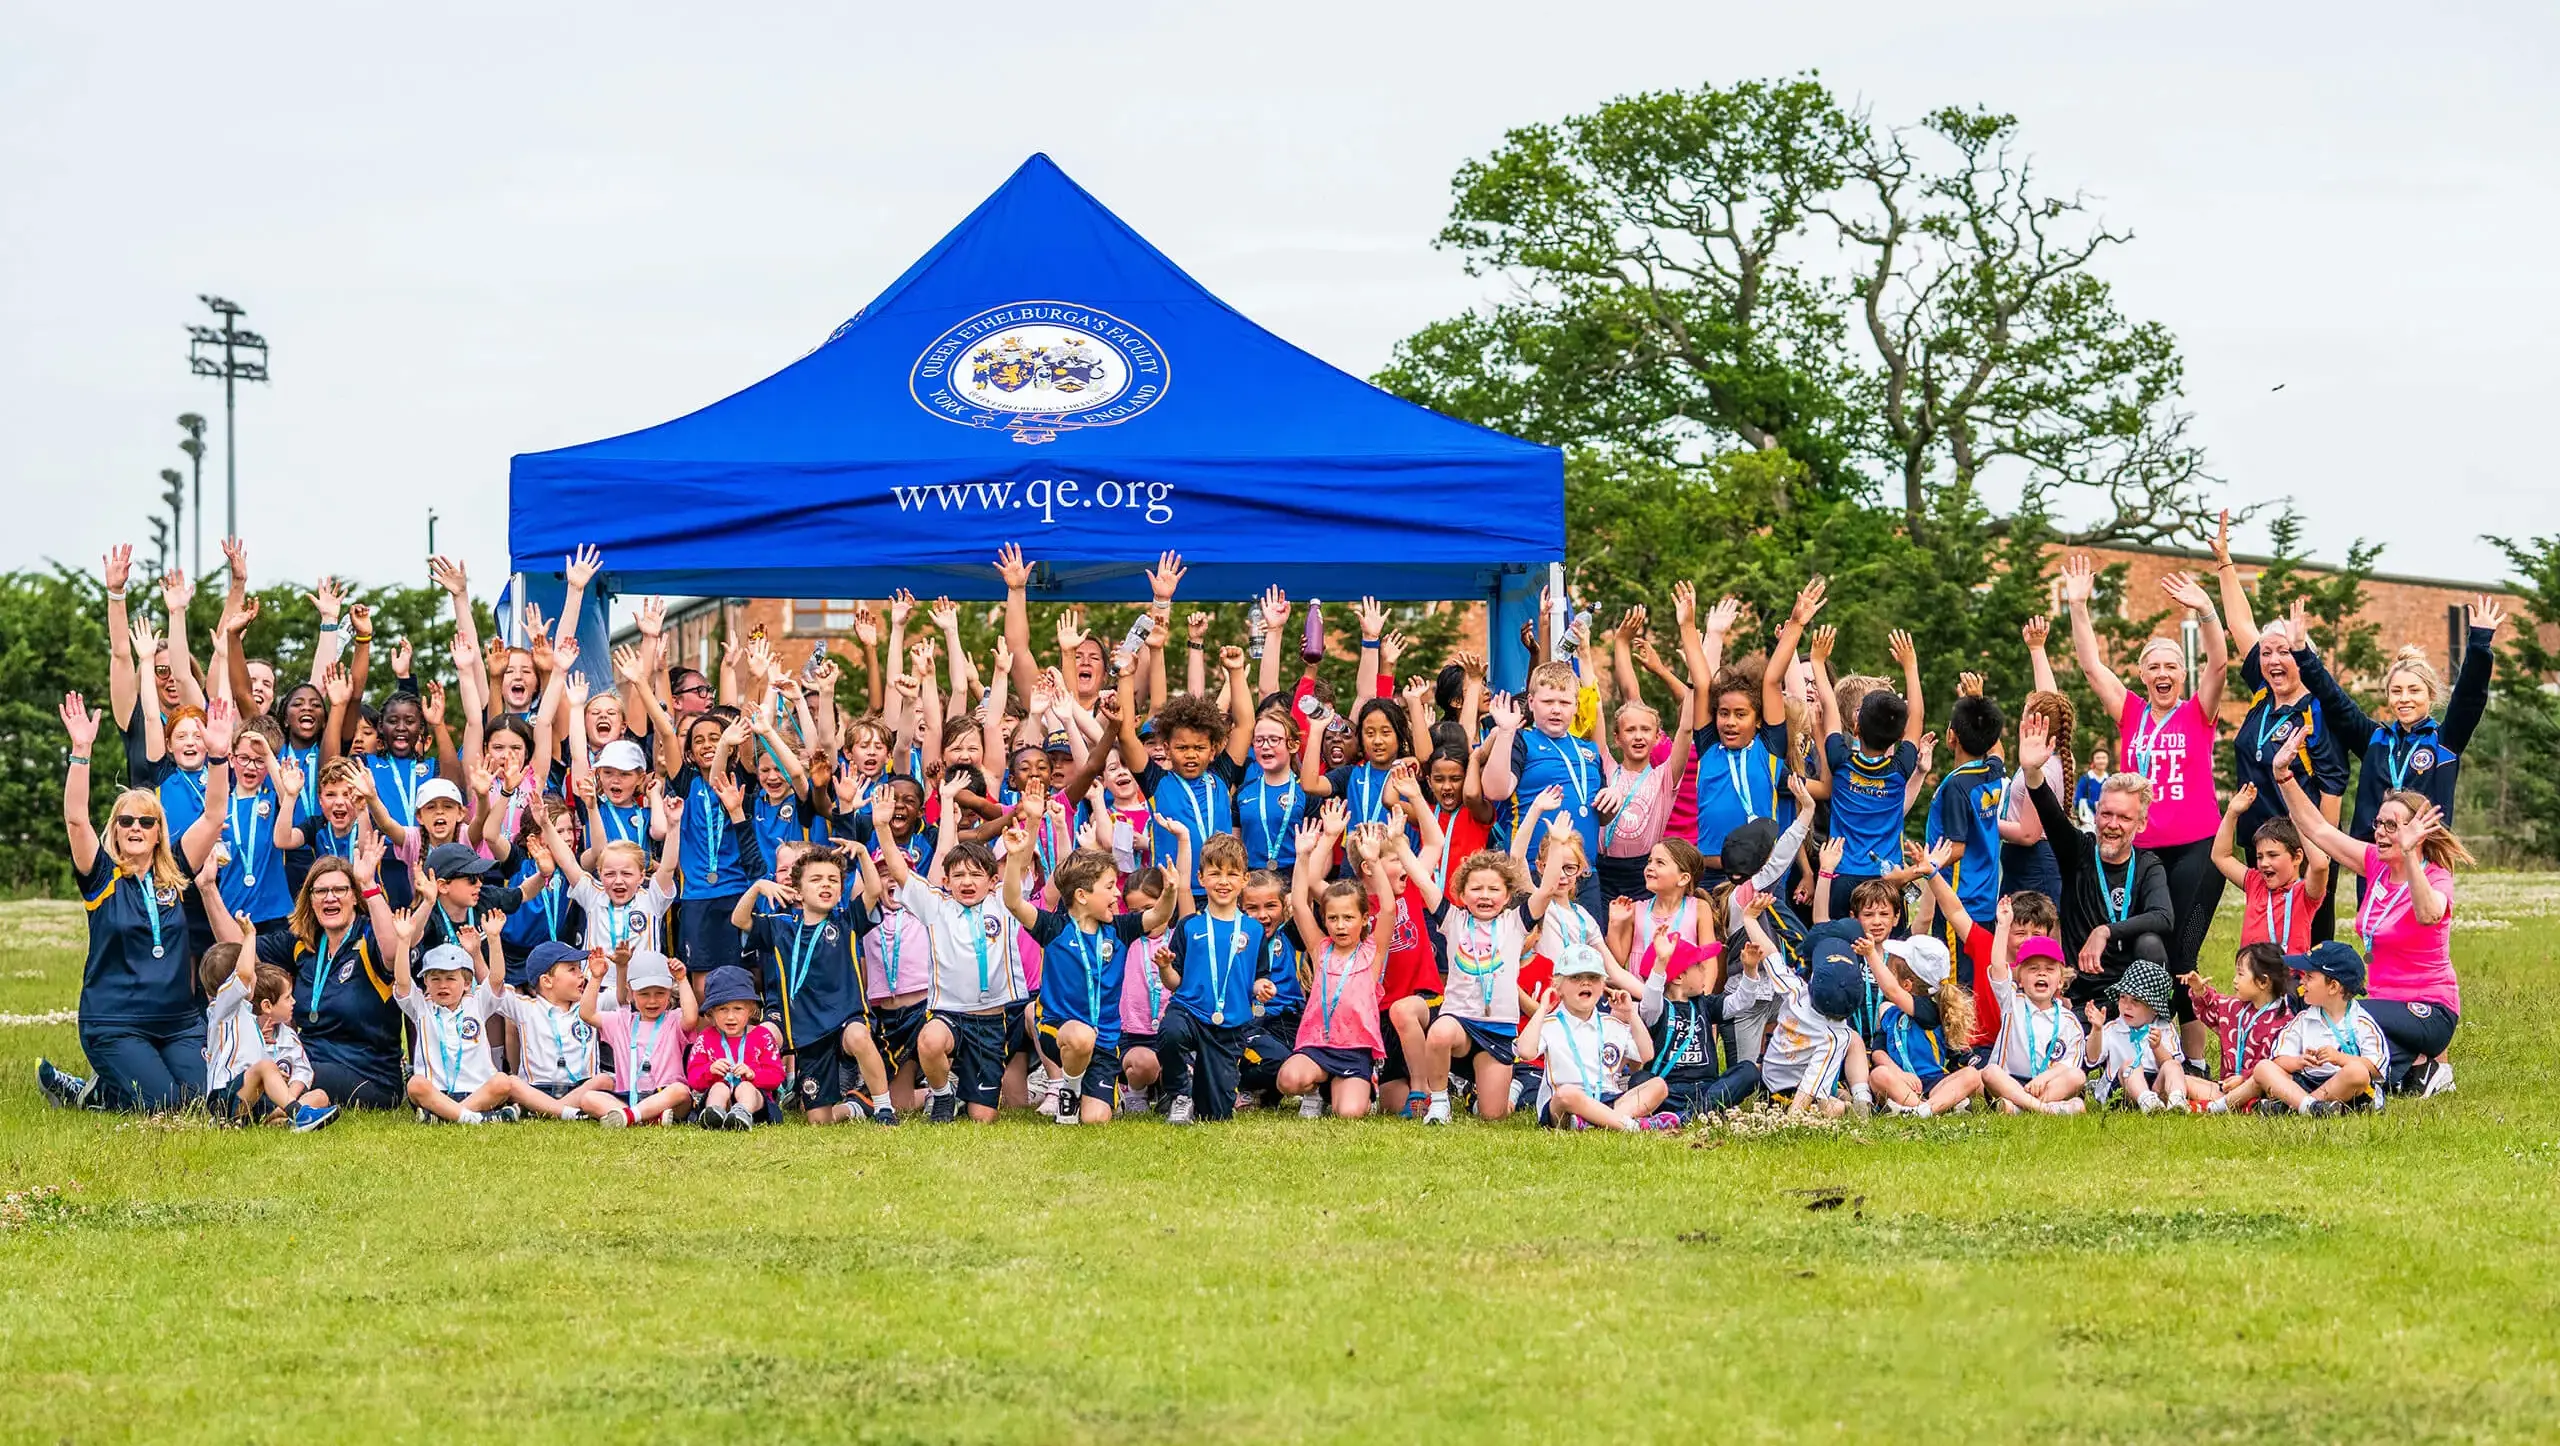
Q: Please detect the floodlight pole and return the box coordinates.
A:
[187,296,268,542]
[177,414,208,576]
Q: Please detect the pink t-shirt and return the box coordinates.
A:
[1295,939,1386,1057]
[1602,740,1690,860]
[1120,935,1172,1038]
[1659,736,1700,853]
[2115,695,2219,848]
[2355,845,2458,1013]
[597,1006,689,1095]
[862,904,932,1001]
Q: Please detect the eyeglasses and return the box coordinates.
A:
[672,683,712,699]
[308,884,355,899]
[112,814,159,830]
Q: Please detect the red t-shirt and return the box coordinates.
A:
[1429,806,1492,892]
[1959,924,1998,1046]
[1378,878,1443,1003]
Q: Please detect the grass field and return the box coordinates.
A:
[5,885,2559,1445]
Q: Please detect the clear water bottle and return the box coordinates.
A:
[1118,610,1156,660]
[1246,599,1265,661]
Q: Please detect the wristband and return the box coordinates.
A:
[66,754,89,767]
[206,754,230,766]
[1360,638,1381,650]
[105,589,126,603]
[351,630,374,643]
[1818,870,1839,879]
[362,886,384,900]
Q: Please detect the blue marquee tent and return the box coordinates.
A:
[508,153,1562,680]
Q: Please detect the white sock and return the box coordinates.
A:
[1850,1083,1872,1105]
[560,1106,583,1121]
[2205,1098,2229,1114]
[934,1078,957,1097]
[2294,1098,2317,1115]
[1063,1071,1086,1094]
[1430,1089,1449,1106]
[456,1109,484,1124]
[1615,1117,1640,1133]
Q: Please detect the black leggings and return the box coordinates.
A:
[2151,836,2225,979]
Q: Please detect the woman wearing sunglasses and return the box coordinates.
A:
[39,692,242,1112]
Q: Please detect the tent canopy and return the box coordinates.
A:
[508,153,1563,612]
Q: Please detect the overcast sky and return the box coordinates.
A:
[4,1,2552,598]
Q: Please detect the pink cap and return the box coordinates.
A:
[1656,936,1724,981]
[2013,934,2066,968]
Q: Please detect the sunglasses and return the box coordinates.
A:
[112,814,160,830]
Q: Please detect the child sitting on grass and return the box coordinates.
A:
[393,932,522,1125]
[1517,945,1667,1131]
[1634,930,1755,1119]
[1864,934,1979,1117]
[2186,943,2297,1112]
[568,948,697,1127]
[494,940,604,1120]
[1414,843,1562,1125]
[2250,942,2388,1117]
[685,965,784,1130]
[2080,960,2188,1113]
[1728,895,1861,1118]
[1979,903,2088,1115]
[201,941,327,1128]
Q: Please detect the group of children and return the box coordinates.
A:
[44,535,2463,1131]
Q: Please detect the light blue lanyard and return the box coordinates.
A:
[786,918,824,998]
[546,1006,587,1078]
[1252,776,1295,862]
[1555,1010,1606,1089]
[2230,1001,2279,1078]
[964,902,993,994]
[1063,922,1111,1025]
[308,928,348,1021]
[2025,1001,2065,1069]
[628,1014,664,1107]
[228,789,267,886]
[1316,943,1354,1036]
[433,1003,466,1089]
[133,871,166,959]
[1351,765,1386,825]
[2107,850,2137,924]
[1203,914,1245,1012]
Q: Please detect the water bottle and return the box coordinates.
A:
[1246,599,1265,661]
[1301,599,1326,664]
[1118,610,1155,660]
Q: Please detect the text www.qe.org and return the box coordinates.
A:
[888,477,1174,526]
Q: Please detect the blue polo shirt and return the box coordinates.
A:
[215,780,292,924]
[745,905,869,1049]
[1692,721,1792,858]
[1822,735,1919,878]
[1509,727,1604,863]
[76,851,201,1030]
[1235,772,1302,872]
[672,764,751,897]
[1031,908,1150,1049]
[1140,755,1245,884]
[1165,909,1272,1026]
[1925,757,2006,927]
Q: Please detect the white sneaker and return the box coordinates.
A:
[1423,1096,1451,1125]
[2420,1060,2457,1097]
[1884,1099,1923,1116]
[1027,1071,1059,1111]
[1298,1094,1324,1120]
[1166,1094,1196,1126]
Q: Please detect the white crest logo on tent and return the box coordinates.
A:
[910,301,1169,444]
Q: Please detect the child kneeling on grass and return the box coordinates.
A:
[2080,960,2188,1113]
[2250,941,2388,1117]
[686,965,783,1130]
[1518,944,1668,1132]
[1273,828,1398,1120]
[2186,943,2296,1113]
[393,933,522,1125]
[201,941,331,1130]
[567,948,697,1126]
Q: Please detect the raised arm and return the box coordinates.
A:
[2209,514,2262,656]
[59,693,102,874]
[103,546,138,730]
[1353,597,1385,704]
[995,545,1042,696]
[2022,614,2059,696]
[1765,580,1823,728]
[1255,586,1289,703]
[161,568,207,711]
[2272,743,2365,880]
[1887,627,1925,744]
[2210,787,2254,888]
[1478,690,1523,804]
[2160,570,2230,720]
[2059,554,2129,719]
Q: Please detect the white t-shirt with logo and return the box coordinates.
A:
[496,992,601,1089]
[1536,1007,1636,1109]
[398,982,503,1094]
[204,974,312,1092]
[571,879,671,957]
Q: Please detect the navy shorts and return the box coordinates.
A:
[935,1010,1007,1110]
[1004,1001,1032,1060]
[792,1036,850,1109]
[866,999,927,1070]
[1121,1030,1159,1058]
[1451,1017,1518,1067]
[209,1073,282,1122]
[1292,1044,1378,1084]
[1036,1039,1119,1105]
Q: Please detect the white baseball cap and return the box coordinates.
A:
[624,949,674,992]
[1554,944,1609,978]
[596,740,647,771]
[418,943,477,976]
[1884,936,1953,989]
[416,778,465,811]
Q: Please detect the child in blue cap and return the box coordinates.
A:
[493,940,605,1119]
[2251,941,2388,1116]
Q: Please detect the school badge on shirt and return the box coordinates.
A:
[2409,748,2434,774]
[908,302,1169,444]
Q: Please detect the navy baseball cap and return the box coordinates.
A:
[1807,936,1864,1021]
[523,941,585,987]
[424,843,494,881]
[2284,940,2367,997]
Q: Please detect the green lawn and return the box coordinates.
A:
[4,885,2559,1445]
